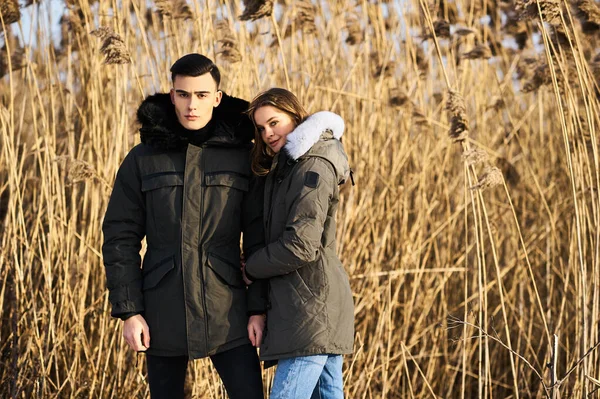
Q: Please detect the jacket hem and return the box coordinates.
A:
[192,336,252,359]
[259,346,353,361]
[143,336,252,359]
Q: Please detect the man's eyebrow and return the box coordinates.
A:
[174,89,212,95]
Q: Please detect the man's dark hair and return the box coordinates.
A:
[170,53,221,88]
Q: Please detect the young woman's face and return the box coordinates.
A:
[254,105,296,154]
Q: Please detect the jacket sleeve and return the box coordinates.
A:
[242,174,269,314]
[102,149,146,319]
[245,158,334,279]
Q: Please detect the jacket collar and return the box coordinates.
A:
[136,92,253,150]
[284,111,345,160]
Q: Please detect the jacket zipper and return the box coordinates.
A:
[199,148,209,355]
[264,157,287,312]
[181,151,190,355]
[266,156,284,231]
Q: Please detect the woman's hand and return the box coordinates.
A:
[241,260,253,285]
[247,314,266,347]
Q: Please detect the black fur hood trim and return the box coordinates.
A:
[136,92,254,150]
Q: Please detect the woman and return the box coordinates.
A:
[242,88,354,399]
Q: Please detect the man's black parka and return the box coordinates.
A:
[102,93,266,359]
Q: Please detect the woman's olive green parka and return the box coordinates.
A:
[245,111,354,361]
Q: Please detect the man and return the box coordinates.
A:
[102,54,267,399]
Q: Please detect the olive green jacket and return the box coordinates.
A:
[245,111,354,360]
[102,93,267,359]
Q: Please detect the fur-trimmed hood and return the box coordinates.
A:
[284,111,349,184]
[136,92,254,150]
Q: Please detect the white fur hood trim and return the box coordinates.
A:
[284,111,345,160]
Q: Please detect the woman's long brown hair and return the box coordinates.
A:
[247,88,309,176]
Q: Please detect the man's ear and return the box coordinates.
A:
[214,90,223,107]
[170,88,175,104]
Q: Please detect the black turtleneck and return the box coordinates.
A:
[175,118,217,147]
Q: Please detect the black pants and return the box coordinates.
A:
[146,344,264,399]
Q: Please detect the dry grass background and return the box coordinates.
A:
[1,0,600,397]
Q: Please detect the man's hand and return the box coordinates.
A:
[247,314,266,347]
[123,314,150,352]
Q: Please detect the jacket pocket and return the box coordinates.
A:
[205,172,249,191]
[292,271,314,304]
[143,255,175,290]
[140,173,183,245]
[141,172,184,192]
[270,271,314,310]
[206,252,245,289]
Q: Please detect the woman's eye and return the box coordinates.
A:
[270,121,278,127]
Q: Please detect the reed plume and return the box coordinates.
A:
[449,113,469,141]
[90,26,131,65]
[435,19,451,38]
[59,8,86,53]
[372,59,396,79]
[216,20,242,63]
[516,0,562,24]
[521,56,577,93]
[470,166,503,191]
[463,148,489,167]
[155,0,193,20]
[345,13,363,45]
[433,0,459,24]
[295,0,317,34]
[485,28,506,56]
[239,0,274,21]
[454,27,477,37]
[446,90,469,142]
[389,87,409,107]
[424,19,451,39]
[0,0,20,25]
[411,105,430,127]
[516,56,538,80]
[549,25,575,51]
[487,96,505,112]
[522,61,551,92]
[446,89,467,116]
[496,158,521,187]
[462,44,493,60]
[0,37,25,78]
[503,13,529,50]
[415,45,430,77]
[573,0,600,28]
[55,156,97,186]
[384,11,399,31]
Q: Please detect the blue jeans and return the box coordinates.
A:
[270,355,344,399]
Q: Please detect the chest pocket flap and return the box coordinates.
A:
[205,172,249,191]
[141,172,184,192]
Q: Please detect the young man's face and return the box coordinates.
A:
[170,73,222,130]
